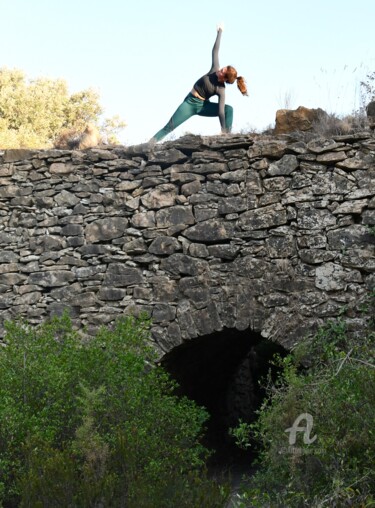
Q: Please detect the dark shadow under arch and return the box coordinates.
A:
[161,327,288,467]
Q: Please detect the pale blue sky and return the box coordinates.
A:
[1,0,374,144]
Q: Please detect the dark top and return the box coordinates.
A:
[193,30,226,130]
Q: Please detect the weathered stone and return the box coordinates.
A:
[189,243,209,258]
[248,139,287,158]
[61,224,84,236]
[155,205,195,228]
[149,236,181,255]
[259,293,290,307]
[28,270,75,287]
[221,169,247,182]
[1,251,19,263]
[170,169,202,184]
[85,218,128,242]
[266,235,296,258]
[275,106,328,134]
[14,291,42,305]
[131,211,156,228]
[336,157,370,170]
[263,177,288,192]
[297,206,336,229]
[50,162,75,174]
[307,138,340,154]
[268,154,299,176]
[297,233,327,249]
[327,225,370,249]
[299,249,335,264]
[3,149,36,162]
[316,151,347,164]
[141,184,177,209]
[233,256,272,278]
[152,303,176,322]
[103,263,143,287]
[184,219,235,241]
[176,300,199,339]
[192,302,222,335]
[0,263,19,274]
[252,158,269,170]
[341,249,375,273]
[207,244,240,259]
[0,185,20,198]
[218,196,247,214]
[333,199,368,215]
[0,165,14,176]
[142,177,167,188]
[245,172,264,194]
[181,179,202,196]
[362,209,375,225]
[160,254,208,276]
[239,204,287,230]
[74,265,106,279]
[69,292,98,307]
[79,244,106,256]
[98,287,127,300]
[149,148,187,165]
[54,190,80,206]
[150,276,179,301]
[315,262,347,290]
[178,277,210,310]
[122,237,147,254]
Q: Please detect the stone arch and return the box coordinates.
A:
[161,326,287,462]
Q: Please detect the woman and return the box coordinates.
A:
[151,25,248,142]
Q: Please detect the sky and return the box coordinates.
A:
[1,0,374,145]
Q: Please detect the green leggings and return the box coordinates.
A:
[152,93,233,142]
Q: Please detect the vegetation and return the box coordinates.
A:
[360,71,375,108]
[0,67,126,148]
[230,291,375,507]
[310,70,375,136]
[0,314,229,507]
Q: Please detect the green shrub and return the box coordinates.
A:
[0,314,229,507]
[231,307,375,507]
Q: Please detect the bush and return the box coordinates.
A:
[0,314,229,507]
[231,297,375,507]
[0,67,126,148]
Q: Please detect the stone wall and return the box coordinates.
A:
[0,132,374,353]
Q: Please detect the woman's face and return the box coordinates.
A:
[217,67,228,83]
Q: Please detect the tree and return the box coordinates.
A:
[0,67,126,149]
[361,71,375,105]
[0,314,229,507]
[230,292,375,508]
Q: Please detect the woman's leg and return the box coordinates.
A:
[224,104,233,131]
[197,102,234,131]
[151,95,201,142]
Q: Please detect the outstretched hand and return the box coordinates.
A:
[216,22,224,32]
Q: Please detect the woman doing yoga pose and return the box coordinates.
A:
[151,24,248,142]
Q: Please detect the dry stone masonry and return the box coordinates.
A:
[0,132,374,354]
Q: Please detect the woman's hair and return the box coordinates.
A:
[224,65,248,96]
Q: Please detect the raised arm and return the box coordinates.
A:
[210,26,223,72]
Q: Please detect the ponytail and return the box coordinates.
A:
[224,66,248,96]
[236,76,248,96]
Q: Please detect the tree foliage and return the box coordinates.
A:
[0,67,126,148]
[361,71,375,106]
[0,314,229,507]
[231,292,375,507]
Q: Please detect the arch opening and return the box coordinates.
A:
[161,328,288,468]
